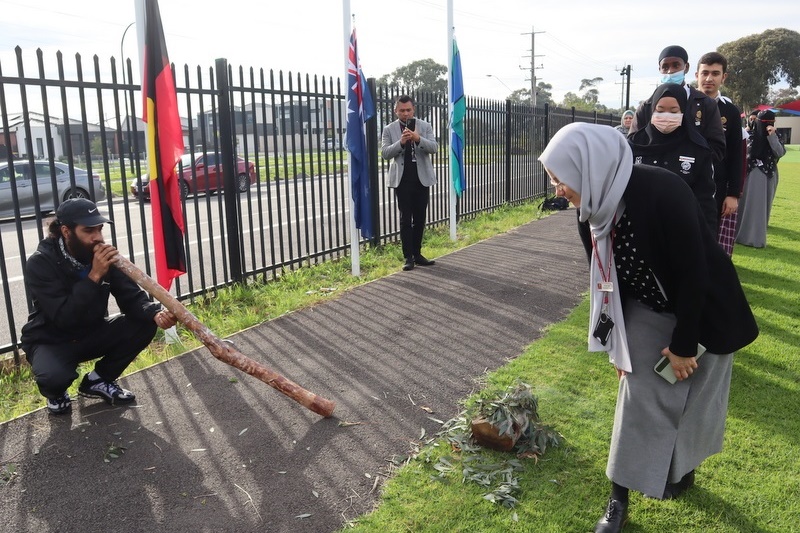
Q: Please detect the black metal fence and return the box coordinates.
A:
[0,46,620,364]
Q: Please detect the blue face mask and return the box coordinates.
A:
[660,71,686,85]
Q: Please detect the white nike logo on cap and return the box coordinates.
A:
[89,208,97,213]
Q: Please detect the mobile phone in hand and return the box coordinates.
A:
[406,118,416,131]
[654,344,706,384]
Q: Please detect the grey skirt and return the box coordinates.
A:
[606,299,733,498]
[736,166,779,248]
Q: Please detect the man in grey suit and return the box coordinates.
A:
[381,95,439,271]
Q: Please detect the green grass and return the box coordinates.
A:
[343,152,800,532]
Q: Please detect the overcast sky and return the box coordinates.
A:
[1,0,796,116]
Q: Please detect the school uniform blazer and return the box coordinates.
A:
[380,118,438,188]
[578,165,758,357]
[628,131,718,235]
[630,85,726,163]
[716,95,744,200]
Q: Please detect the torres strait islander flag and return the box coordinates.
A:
[449,37,466,196]
[142,0,186,289]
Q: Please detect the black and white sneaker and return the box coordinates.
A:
[47,392,72,415]
[78,374,136,404]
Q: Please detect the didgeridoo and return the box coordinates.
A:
[114,255,335,418]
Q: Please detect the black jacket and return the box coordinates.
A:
[715,96,744,211]
[21,237,160,346]
[630,85,726,163]
[629,130,718,235]
[578,165,758,357]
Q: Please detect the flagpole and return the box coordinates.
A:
[343,1,361,276]
[447,1,457,241]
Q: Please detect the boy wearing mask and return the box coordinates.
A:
[629,45,725,163]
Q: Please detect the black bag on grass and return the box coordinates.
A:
[541,196,569,211]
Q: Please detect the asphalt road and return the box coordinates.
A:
[0,209,588,533]
[0,166,527,352]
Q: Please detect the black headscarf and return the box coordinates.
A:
[747,110,759,131]
[628,83,708,154]
[749,110,779,175]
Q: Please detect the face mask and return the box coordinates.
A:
[660,71,685,85]
[651,112,683,134]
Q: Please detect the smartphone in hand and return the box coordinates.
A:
[654,344,706,384]
[406,118,416,131]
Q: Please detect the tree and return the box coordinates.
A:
[718,28,800,109]
[508,88,530,103]
[90,136,104,157]
[561,91,589,110]
[507,83,553,106]
[767,86,799,106]
[535,82,554,106]
[559,78,605,111]
[377,59,447,94]
[578,77,603,106]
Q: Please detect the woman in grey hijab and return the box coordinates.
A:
[615,110,634,135]
[539,123,758,533]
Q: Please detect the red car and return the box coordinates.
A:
[131,153,257,199]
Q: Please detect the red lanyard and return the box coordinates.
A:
[590,219,615,307]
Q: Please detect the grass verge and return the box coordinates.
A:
[342,152,800,532]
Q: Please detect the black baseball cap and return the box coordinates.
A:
[56,198,112,227]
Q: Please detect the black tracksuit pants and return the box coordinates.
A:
[24,315,157,399]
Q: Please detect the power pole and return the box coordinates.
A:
[618,64,632,110]
[624,64,631,110]
[521,27,545,107]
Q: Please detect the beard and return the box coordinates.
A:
[65,231,95,264]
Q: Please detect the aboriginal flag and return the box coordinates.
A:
[142,0,185,289]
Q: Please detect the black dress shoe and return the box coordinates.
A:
[402,258,415,271]
[594,499,628,533]
[663,470,695,499]
[414,255,435,266]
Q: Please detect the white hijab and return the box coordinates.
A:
[538,123,634,372]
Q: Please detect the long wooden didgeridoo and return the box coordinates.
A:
[114,255,335,418]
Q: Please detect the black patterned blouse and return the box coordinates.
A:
[613,212,672,312]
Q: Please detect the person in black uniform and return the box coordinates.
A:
[629,83,718,235]
[629,45,725,164]
[694,51,744,255]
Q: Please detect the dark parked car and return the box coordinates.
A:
[131,153,257,200]
[0,160,105,219]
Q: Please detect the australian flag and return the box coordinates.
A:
[345,28,375,239]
